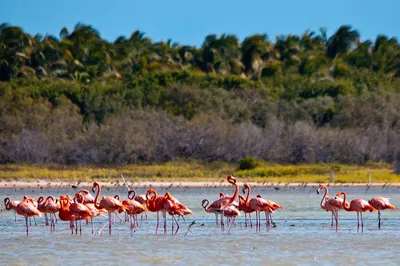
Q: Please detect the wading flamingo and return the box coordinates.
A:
[202,199,221,225]
[43,196,60,232]
[146,189,167,234]
[205,175,239,231]
[58,196,78,234]
[336,192,376,232]
[4,197,20,222]
[16,196,43,236]
[163,192,194,234]
[92,182,125,235]
[238,195,255,228]
[316,184,348,231]
[75,192,107,234]
[119,190,147,236]
[368,197,398,229]
[243,183,285,232]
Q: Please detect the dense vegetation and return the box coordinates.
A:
[0,23,399,166]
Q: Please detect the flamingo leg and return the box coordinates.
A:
[335,211,339,232]
[108,211,112,235]
[221,209,225,232]
[91,218,94,235]
[130,214,134,236]
[70,221,74,234]
[249,213,253,228]
[33,216,37,226]
[75,220,78,234]
[14,210,17,222]
[378,210,381,229]
[357,212,360,232]
[156,211,159,234]
[244,213,247,227]
[163,211,167,234]
[331,211,334,226]
[172,215,180,234]
[80,219,82,236]
[215,213,218,225]
[360,212,364,232]
[45,213,49,226]
[25,217,29,236]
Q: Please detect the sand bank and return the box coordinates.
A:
[0,180,399,189]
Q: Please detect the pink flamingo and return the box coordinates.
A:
[16,196,43,236]
[119,190,147,236]
[43,196,61,232]
[243,183,285,232]
[368,197,398,229]
[204,175,239,231]
[75,192,107,234]
[4,197,20,222]
[336,192,376,232]
[317,184,348,231]
[238,195,254,227]
[92,182,125,235]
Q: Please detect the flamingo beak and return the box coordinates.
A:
[242,188,246,194]
[316,189,320,194]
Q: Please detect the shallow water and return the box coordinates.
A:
[1,186,400,265]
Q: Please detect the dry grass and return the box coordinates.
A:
[0,161,398,183]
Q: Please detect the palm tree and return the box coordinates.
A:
[327,25,360,59]
[241,34,272,79]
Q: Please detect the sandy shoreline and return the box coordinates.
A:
[0,180,399,189]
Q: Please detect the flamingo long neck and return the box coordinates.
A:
[320,187,328,210]
[341,193,351,211]
[93,184,101,209]
[202,199,209,210]
[245,186,251,205]
[228,180,239,205]
[128,190,136,200]
[4,198,11,210]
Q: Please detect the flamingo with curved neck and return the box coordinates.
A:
[317,184,346,232]
[4,197,20,222]
[336,191,376,232]
[92,182,125,235]
[146,189,166,234]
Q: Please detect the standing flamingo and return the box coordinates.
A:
[238,195,254,228]
[146,189,167,234]
[92,182,125,235]
[368,197,398,229]
[16,196,43,236]
[202,199,222,225]
[75,192,107,234]
[163,192,194,234]
[3,198,20,222]
[316,184,348,231]
[336,192,376,232]
[119,190,147,236]
[243,183,285,232]
[43,196,61,232]
[58,196,78,234]
[204,175,239,231]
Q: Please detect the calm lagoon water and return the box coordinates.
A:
[1,186,400,265]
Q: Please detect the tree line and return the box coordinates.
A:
[0,23,399,166]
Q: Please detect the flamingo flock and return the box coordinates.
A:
[1,176,399,236]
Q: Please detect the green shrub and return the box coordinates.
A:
[239,157,259,170]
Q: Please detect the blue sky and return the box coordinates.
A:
[1,0,399,46]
